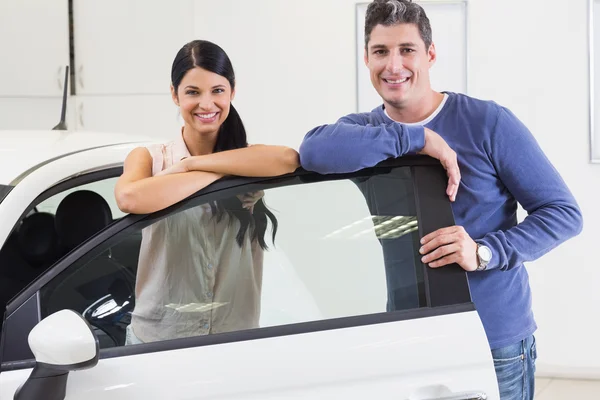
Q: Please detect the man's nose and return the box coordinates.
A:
[386,53,403,74]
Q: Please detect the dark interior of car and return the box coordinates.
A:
[0,190,142,347]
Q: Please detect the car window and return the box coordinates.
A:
[35,177,125,219]
[37,166,428,350]
[0,175,122,315]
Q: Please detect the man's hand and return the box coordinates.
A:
[419,128,461,202]
[419,226,478,272]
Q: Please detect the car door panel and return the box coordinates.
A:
[1,310,497,399]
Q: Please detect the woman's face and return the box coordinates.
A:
[172,67,235,137]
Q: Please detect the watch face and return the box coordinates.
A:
[478,246,492,262]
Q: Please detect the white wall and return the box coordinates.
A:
[470,0,598,378]
[193,0,600,378]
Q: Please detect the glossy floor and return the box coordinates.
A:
[535,378,600,399]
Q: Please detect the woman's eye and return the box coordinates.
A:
[213,88,225,94]
[186,90,198,95]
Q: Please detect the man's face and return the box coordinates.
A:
[365,23,436,109]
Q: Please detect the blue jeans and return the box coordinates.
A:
[491,335,537,400]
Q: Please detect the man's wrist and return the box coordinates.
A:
[475,243,492,271]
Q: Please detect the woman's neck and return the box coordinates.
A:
[182,125,218,156]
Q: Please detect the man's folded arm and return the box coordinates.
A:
[299,114,425,174]
[476,108,583,271]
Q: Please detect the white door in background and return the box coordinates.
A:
[0,0,70,97]
[74,95,180,139]
[72,0,195,95]
[0,98,77,131]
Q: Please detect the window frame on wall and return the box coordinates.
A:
[589,0,600,162]
[0,156,472,371]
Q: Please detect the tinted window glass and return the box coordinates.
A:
[39,167,426,349]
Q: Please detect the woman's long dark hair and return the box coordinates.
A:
[171,40,277,250]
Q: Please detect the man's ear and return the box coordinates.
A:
[428,42,437,67]
[170,84,179,106]
[364,47,369,67]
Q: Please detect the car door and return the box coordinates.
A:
[0,157,499,400]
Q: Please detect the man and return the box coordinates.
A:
[298,1,583,398]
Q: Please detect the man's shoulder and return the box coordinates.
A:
[446,93,530,142]
[447,92,504,117]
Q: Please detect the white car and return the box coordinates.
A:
[0,130,499,399]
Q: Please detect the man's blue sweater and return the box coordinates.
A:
[299,92,583,349]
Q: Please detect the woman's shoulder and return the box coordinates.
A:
[145,142,167,156]
[144,140,175,176]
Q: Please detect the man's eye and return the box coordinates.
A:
[374,50,387,55]
[402,48,415,54]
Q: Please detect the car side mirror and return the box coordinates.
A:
[14,310,99,400]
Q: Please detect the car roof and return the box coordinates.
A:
[0,130,163,185]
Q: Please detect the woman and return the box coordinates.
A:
[115,40,299,344]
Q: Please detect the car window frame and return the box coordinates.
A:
[0,185,13,205]
[11,166,124,232]
[1,166,125,269]
[1,155,473,372]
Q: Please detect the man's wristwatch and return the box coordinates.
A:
[476,244,492,271]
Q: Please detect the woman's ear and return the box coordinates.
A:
[170,84,179,106]
[231,88,236,102]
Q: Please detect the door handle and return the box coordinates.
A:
[424,392,487,400]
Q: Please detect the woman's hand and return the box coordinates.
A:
[155,158,190,177]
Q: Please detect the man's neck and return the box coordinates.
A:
[384,90,445,124]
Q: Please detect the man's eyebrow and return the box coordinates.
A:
[369,44,388,50]
[369,42,418,51]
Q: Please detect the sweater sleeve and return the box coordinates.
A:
[299,114,425,174]
[477,107,583,271]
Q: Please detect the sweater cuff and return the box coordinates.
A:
[404,125,425,154]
